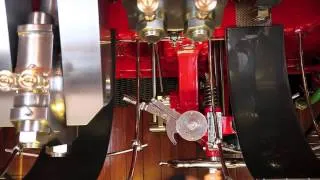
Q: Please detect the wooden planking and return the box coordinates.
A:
[142,112,162,180]
[0,107,254,180]
[0,128,4,169]
[109,107,128,180]
[126,106,144,180]
[160,133,177,180]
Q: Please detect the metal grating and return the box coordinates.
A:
[235,1,272,27]
[115,78,178,106]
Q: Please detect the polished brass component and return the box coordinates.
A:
[137,0,159,20]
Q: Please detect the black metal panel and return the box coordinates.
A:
[227,26,320,178]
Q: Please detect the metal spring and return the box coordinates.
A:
[204,75,218,107]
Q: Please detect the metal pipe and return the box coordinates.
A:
[213,41,220,107]
[5,148,38,158]
[101,38,225,44]
[128,40,141,180]
[208,40,229,178]
[106,144,148,157]
[159,160,246,169]
[219,41,226,115]
[40,0,58,25]
[152,43,157,123]
[155,43,164,93]
[296,30,320,137]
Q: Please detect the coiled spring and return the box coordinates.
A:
[204,74,219,107]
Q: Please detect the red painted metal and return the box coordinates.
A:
[223,116,236,135]
[170,49,199,112]
[102,0,320,79]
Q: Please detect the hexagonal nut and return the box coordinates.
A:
[46,144,68,157]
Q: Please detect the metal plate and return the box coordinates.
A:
[23,30,116,180]
[57,0,104,126]
[227,26,320,178]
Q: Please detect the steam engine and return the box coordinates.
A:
[1,0,320,179]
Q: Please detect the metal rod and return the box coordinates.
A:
[297,30,320,137]
[5,149,38,158]
[213,41,220,107]
[208,40,229,178]
[155,43,164,93]
[219,41,226,115]
[159,160,246,169]
[152,43,157,123]
[128,40,142,180]
[106,144,148,157]
[0,146,21,177]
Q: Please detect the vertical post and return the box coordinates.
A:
[208,39,229,178]
[128,40,141,180]
[152,43,157,123]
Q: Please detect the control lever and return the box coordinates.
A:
[123,95,180,145]
[122,96,207,145]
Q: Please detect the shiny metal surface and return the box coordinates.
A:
[57,0,104,125]
[194,0,217,12]
[137,0,159,18]
[106,144,148,157]
[176,111,207,141]
[159,160,246,169]
[138,19,165,43]
[227,26,320,178]
[16,24,53,72]
[13,93,48,106]
[152,44,157,123]
[45,144,68,157]
[28,11,52,24]
[0,0,32,127]
[101,41,113,105]
[24,29,116,180]
[40,0,58,25]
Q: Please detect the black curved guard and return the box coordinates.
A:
[23,30,116,180]
[227,26,320,178]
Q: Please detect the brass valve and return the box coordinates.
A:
[0,67,49,92]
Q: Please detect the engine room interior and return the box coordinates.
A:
[1,0,320,179]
